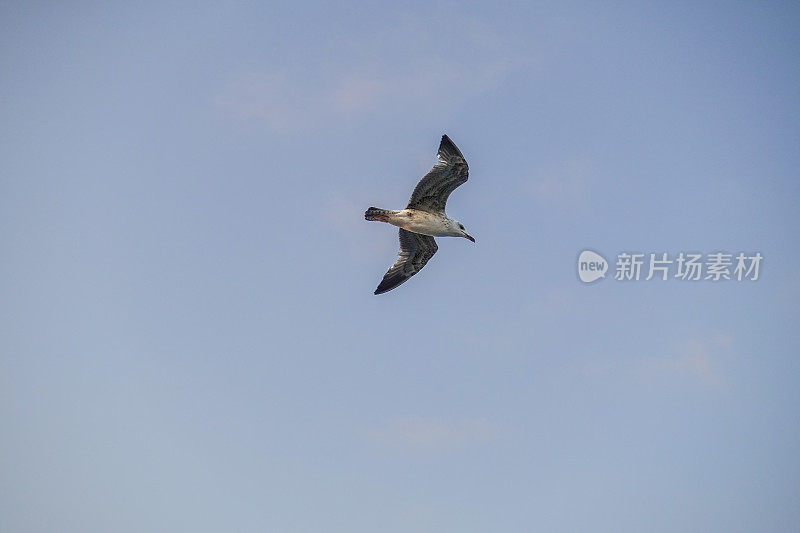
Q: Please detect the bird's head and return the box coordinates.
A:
[455,221,475,242]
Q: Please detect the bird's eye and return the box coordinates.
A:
[459,224,464,230]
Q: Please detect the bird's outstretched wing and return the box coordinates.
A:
[374,229,438,295]
[407,135,469,214]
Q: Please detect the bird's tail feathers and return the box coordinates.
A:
[365,207,395,221]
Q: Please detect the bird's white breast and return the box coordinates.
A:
[389,209,455,237]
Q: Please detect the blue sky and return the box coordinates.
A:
[1,2,799,531]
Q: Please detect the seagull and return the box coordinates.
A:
[365,134,474,295]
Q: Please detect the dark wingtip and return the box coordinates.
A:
[374,276,403,295]
[374,280,389,295]
[438,134,464,161]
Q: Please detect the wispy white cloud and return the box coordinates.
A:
[640,333,733,387]
[364,416,498,451]
[328,75,387,115]
[214,16,527,132]
[582,333,734,390]
[529,159,593,205]
[213,69,315,132]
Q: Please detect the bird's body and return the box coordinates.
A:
[365,134,474,295]
[365,208,463,237]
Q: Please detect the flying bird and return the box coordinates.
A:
[365,134,474,295]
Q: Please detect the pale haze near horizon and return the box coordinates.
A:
[1,2,799,532]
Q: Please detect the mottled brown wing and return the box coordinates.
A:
[374,229,438,295]
[406,135,469,214]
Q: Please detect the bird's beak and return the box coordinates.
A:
[465,234,475,243]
